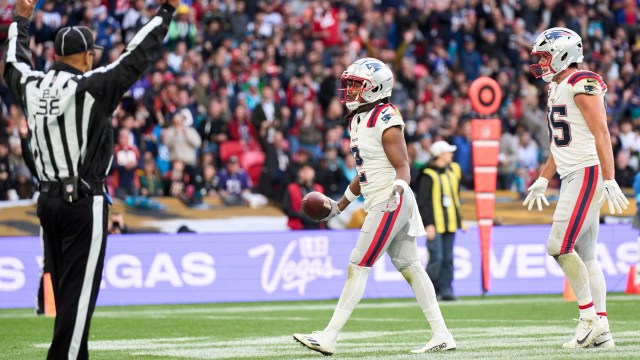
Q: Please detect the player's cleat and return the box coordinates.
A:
[293,331,336,356]
[588,331,615,348]
[562,317,606,348]
[410,333,457,353]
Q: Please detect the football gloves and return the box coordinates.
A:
[384,185,402,212]
[523,177,550,211]
[318,198,341,222]
[599,179,629,214]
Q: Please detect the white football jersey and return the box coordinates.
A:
[349,102,404,210]
[547,70,607,178]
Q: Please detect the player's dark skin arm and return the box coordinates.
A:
[337,175,360,212]
[382,125,411,194]
[575,93,615,180]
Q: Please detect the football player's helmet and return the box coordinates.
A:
[530,27,583,82]
[338,58,394,111]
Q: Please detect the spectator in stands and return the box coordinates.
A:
[196,164,220,199]
[217,155,251,206]
[517,129,540,173]
[113,129,140,199]
[498,128,519,191]
[297,100,323,160]
[167,4,197,50]
[452,121,473,188]
[176,87,196,127]
[259,130,292,204]
[615,150,636,188]
[165,159,193,204]
[164,112,202,169]
[460,35,481,81]
[283,162,324,230]
[198,98,230,157]
[520,93,550,162]
[12,165,35,199]
[139,153,164,197]
[315,147,342,201]
[228,104,260,151]
[252,85,283,146]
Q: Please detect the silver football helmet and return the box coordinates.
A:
[531,27,583,82]
[338,58,394,111]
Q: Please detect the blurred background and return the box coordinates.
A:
[1,0,638,234]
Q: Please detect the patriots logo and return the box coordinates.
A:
[584,85,596,93]
[381,114,393,123]
[544,30,573,41]
[364,62,383,72]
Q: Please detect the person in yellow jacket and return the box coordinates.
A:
[416,141,463,301]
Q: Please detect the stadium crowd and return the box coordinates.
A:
[1,0,639,210]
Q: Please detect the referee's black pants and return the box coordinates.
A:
[37,191,108,360]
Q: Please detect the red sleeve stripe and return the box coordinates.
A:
[367,104,388,128]
[568,71,606,90]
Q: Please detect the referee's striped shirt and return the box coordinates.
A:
[3,6,175,183]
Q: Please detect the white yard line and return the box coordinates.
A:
[32,327,640,360]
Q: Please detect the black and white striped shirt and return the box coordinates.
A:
[3,5,175,182]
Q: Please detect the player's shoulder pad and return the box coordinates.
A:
[567,70,607,95]
[367,103,403,128]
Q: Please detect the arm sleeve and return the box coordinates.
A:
[83,4,176,113]
[375,104,405,142]
[416,172,435,227]
[3,16,45,110]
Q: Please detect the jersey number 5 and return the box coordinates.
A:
[350,146,368,184]
[547,105,571,147]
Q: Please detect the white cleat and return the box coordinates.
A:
[293,331,336,356]
[410,333,457,353]
[588,331,615,348]
[562,317,606,349]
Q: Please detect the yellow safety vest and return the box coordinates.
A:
[422,162,462,233]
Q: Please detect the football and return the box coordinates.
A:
[301,191,331,221]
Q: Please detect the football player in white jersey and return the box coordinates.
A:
[293,58,455,355]
[525,27,629,349]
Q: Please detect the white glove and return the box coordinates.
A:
[318,198,341,222]
[523,177,550,211]
[385,185,401,212]
[599,179,629,214]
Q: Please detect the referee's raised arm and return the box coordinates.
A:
[81,0,179,114]
[3,0,44,111]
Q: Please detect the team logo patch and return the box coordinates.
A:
[364,62,383,73]
[381,113,393,123]
[544,29,574,41]
[584,85,596,93]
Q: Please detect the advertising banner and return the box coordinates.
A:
[0,225,637,308]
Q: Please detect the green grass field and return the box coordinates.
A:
[1,294,639,359]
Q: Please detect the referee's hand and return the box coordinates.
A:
[15,0,36,18]
[163,0,181,10]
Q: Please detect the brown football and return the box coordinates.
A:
[301,191,331,221]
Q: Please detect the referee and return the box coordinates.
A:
[3,0,179,359]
